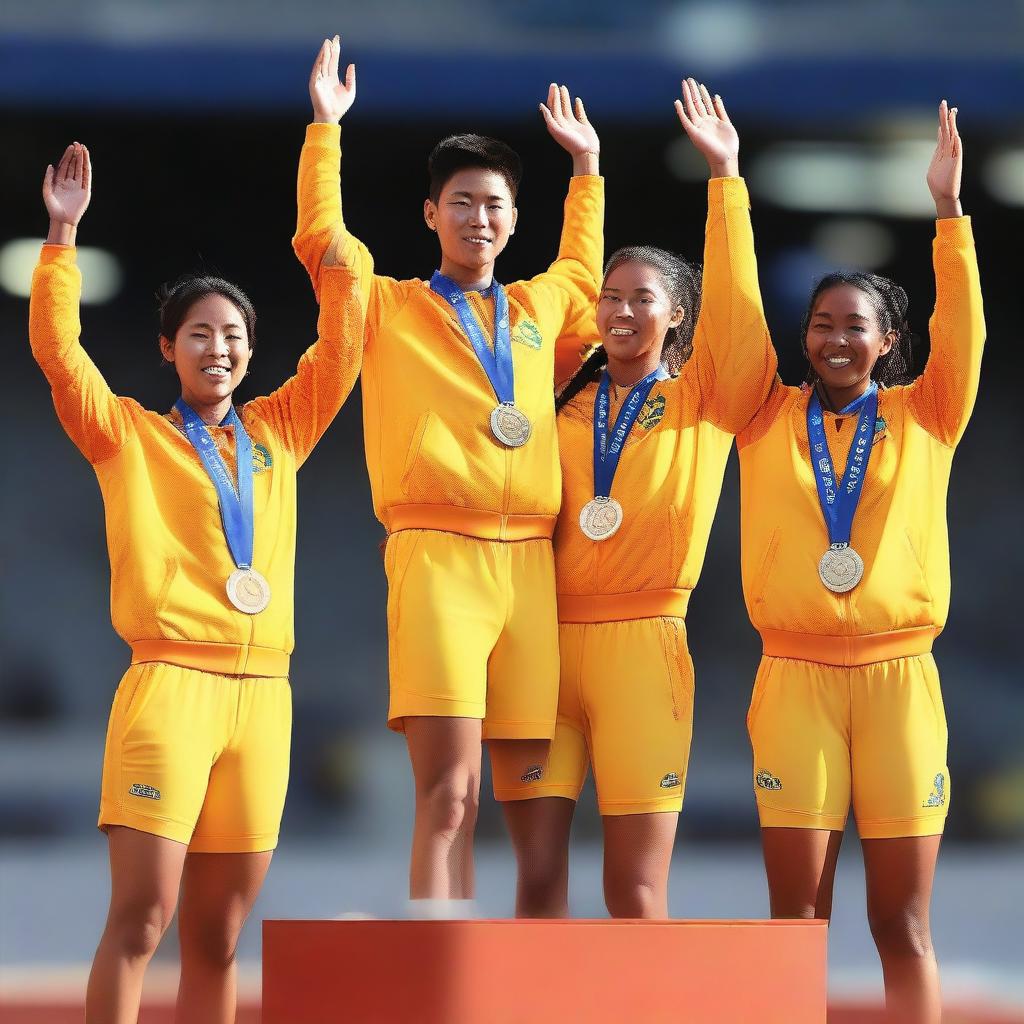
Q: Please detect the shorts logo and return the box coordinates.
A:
[923,773,945,808]
[512,320,543,350]
[659,772,681,789]
[521,765,545,783]
[129,783,161,801]
[252,443,273,473]
[755,769,782,791]
[637,393,666,431]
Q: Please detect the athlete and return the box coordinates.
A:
[292,37,604,910]
[30,142,363,1023]
[739,103,982,1022]
[490,80,776,918]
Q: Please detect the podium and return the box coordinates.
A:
[263,919,827,1023]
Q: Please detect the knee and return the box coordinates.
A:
[517,851,568,913]
[107,899,174,961]
[181,916,243,971]
[419,777,479,837]
[868,907,933,960]
[605,879,662,920]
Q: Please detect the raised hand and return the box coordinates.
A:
[43,143,91,245]
[540,84,599,176]
[310,35,356,125]
[926,100,963,219]
[674,79,739,179]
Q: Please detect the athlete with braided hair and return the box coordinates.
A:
[739,102,983,1023]
[491,80,777,918]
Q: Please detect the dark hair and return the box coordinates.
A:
[801,272,915,388]
[555,246,702,412]
[157,275,257,358]
[428,134,523,204]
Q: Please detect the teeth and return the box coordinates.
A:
[825,357,851,366]
[202,366,229,376]
[609,328,635,336]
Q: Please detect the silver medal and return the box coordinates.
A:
[818,544,864,593]
[490,402,532,448]
[226,567,272,614]
[579,496,624,541]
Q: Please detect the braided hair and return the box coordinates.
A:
[555,246,702,412]
[801,272,915,388]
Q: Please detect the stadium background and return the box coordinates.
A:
[1,0,1021,1017]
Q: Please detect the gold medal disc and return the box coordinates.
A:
[818,545,864,593]
[490,403,532,448]
[226,568,272,614]
[579,497,624,541]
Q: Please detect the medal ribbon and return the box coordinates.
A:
[592,366,669,500]
[806,383,878,548]
[175,399,255,570]
[430,272,515,406]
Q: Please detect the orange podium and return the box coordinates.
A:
[263,919,827,1023]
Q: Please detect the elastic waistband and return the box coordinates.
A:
[558,588,691,624]
[386,504,556,541]
[130,639,290,678]
[760,626,937,667]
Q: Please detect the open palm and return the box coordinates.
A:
[309,35,356,124]
[540,84,599,157]
[43,143,91,225]
[674,79,739,173]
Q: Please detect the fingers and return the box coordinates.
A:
[345,62,356,95]
[42,164,54,200]
[310,39,327,90]
[575,96,589,125]
[559,84,572,119]
[674,98,693,133]
[57,144,73,182]
[538,101,556,130]
[329,34,340,81]
[547,82,557,112]
[81,145,92,193]
[713,92,731,124]
[699,81,715,117]
[71,142,83,183]
[949,104,960,158]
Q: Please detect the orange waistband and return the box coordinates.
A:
[386,504,556,542]
[130,639,290,678]
[760,626,937,667]
[557,588,691,624]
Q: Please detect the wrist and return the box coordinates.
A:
[572,151,599,176]
[312,113,341,126]
[934,197,962,219]
[46,221,77,246]
[709,157,739,179]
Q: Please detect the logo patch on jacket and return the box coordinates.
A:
[637,393,666,431]
[252,443,273,473]
[512,320,543,350]
[129,783,161,801]
[755,769,782,791]
[922,773,945,807]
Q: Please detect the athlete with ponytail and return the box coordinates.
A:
[491,80,777,918]
[739,102,982,1023]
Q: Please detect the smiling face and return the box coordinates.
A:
[159,293,252,412]
[424,168,518,283]
[597,260,685,367]
[805,284,894,403]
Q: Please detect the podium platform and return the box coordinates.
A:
[263,918,827,1023]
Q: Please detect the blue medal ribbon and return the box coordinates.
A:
[430,272,515,406]
[174,399,255,571]
[806,383,878,549]
[592,366,669,500]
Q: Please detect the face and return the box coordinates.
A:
[424,168,518,275]
[805,284,894,395]
[159,293,252,408]
[597,261,684,363]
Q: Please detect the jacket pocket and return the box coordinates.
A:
[751,529,781,607]
[400,412,432,496]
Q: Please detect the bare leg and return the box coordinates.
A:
[602,812,679,919]
[85,826,187,1024]
[175,850,273,1024]
[760,826,844,920]
[404,716,483,900]
[500,795,575,918]
[863,835,943,1024]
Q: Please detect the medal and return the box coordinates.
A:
[818,544,864,594]
[579,496,624,541]
[175,399,270,615]
[490,402,531,447]
[807,384,878,594]
[430,271,530,448]
[582,366,668,541]
[226,567,272,614]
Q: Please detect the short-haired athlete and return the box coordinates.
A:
[738,103,982,1023]
[292,37,603,911]
[491,80,777,917]
[30,143,363,1023]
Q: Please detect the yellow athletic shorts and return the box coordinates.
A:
[98,661,292,852]
[747,653,949,839]
[384,530,559,740]
[492,617,694,814]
